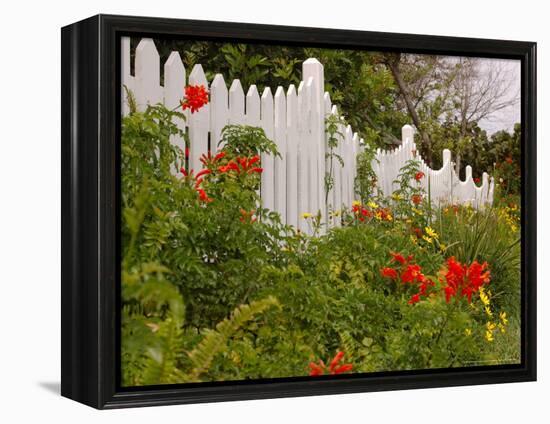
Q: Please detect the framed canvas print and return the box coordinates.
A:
[61,14,536,409]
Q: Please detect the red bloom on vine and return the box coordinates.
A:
[309,351,353,376]
[197,188,212,203]
[199,150,226,167]
[381,267,398,279]
[412,194,422,205]
[181,85,209,113]
[414,171,425,181]
[218,155,262,175]
[474,177,481,184]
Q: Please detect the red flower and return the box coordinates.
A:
[414,171,425,181]
[309,352,353,376]
[218,155,262,175]
[309,361,325,376]
[197,188,212,203]
[390,252,407,265]
[181,85,209,113]
[408,293,421,305]
[505,157,513,164]
[381,267,398,279]
[441,257,490,303]
[332,364,353,374]
[195,169,211,180]
[412,194,422,205]
[401,264,423,284]
[474,177,481,184]
[180,167,188,177]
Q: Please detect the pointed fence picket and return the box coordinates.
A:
[121,37,495,231]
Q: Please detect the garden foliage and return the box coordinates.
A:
[121,96,520,386]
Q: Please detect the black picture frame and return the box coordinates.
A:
[61,14,537,409]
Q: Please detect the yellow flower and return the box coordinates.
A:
[484,306,493,317]
[352,200,361,207]
[439,243,446,252]
[464,328,472,336]
[375,211,382,220]
[301,212,312,219]
[410,235,418,245]
[486,321,496,331]
[386,213,393,221]
[391,193,402,201]
[498,323,507,334]
[479,288,490,306]
[422,235,433,244]
[485,330,494,342]
[499,312,508,325]
[412,207,423,216]
[425,226,439,239]
[405,219,412,224]
[367,201,379,209]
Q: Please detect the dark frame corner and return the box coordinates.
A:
[61,14,536,409]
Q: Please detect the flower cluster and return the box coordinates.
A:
[180,85,209,113]
[309,351,353,376]
[218,155,263,175]
[380,252,435,304]
[351,201,372,221]
[441,257,491,303]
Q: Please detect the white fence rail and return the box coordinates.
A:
[121,37,494,231]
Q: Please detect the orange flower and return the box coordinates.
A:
[181,85,209,113]
[412,194,422,205]
[414,171,425,181]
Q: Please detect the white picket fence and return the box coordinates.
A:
[121,37,494,232]
[375,125,495,209]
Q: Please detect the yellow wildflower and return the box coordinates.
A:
[464,328,472,336]
[301,212,312,219]
[498,323,507,334]
[422,235,433,244]
[486,321,496,331]
[485,330,494,342]
[391,193,403,201]
[439,243,446,252]
[484,306,493,317]
[499,311,508,325]
[425,226,439,239]
[386,213,393,222]
[412,207,423,216]
[352,200,361,207]
[367,201,379,209]
[479,288,490,306]
[410,235,418,245]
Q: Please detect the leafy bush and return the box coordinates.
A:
[121,101,521,386]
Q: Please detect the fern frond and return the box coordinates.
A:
[187,296,280,381]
